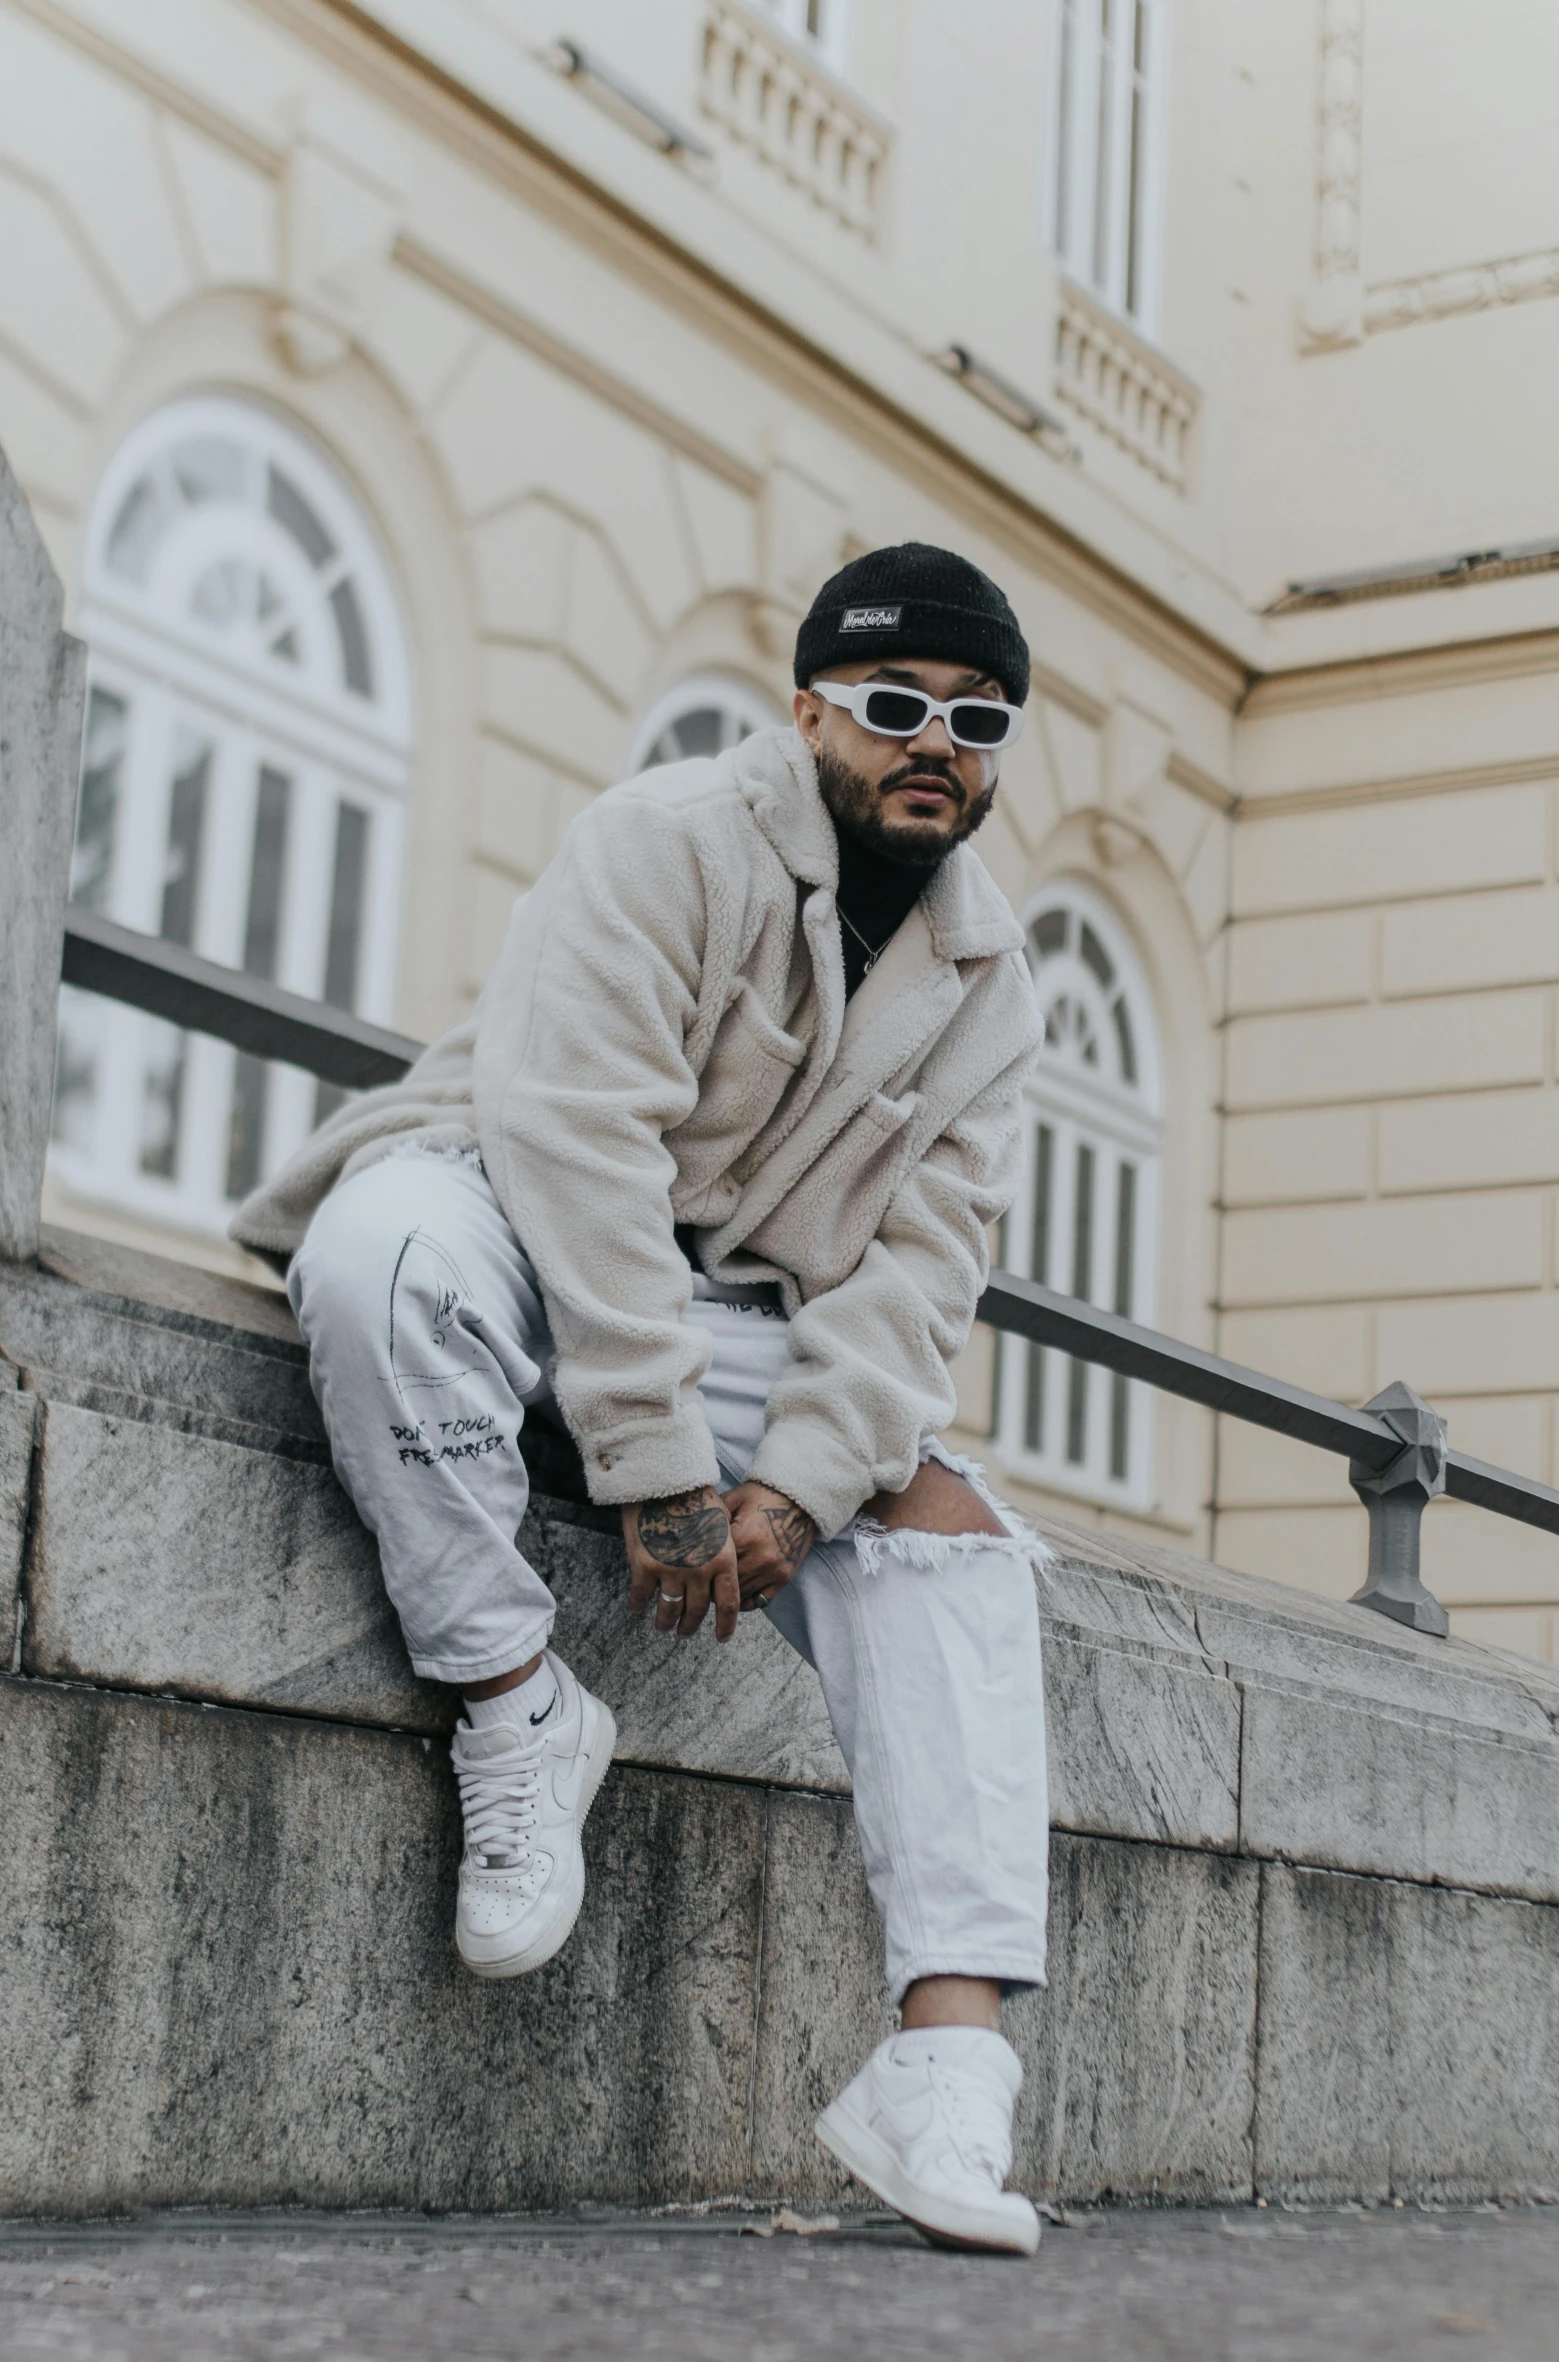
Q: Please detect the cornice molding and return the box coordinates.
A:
[1241,625,1559,719]
[1366,246,1559,335]
[1237,752,1559,825]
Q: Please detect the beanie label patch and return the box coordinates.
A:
[840,604,902,631]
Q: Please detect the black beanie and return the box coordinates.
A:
[794,542,1030,707]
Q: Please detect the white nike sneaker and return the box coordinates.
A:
[816,2027,1041,2256]
[451,1652,616,1980]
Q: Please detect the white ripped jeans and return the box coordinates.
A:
[289,1145,1050,2001]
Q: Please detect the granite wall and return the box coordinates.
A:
[4,1227,1559,2216]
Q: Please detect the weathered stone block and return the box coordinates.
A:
[1239,1679,1559,1903]
[1043,1628,1239,1849]
[747,1790,895,2200]
[0,1254,324,1460]
[1009,1836,1258,2204]
[1255,1863,1559,2204]
[1039,1549,1240,1846]
[25,1400,441,1733]
[21,1398,848,1782]
[0,1676,764,2216]
[0,441,85,1261]
[748,1802,1258,2207]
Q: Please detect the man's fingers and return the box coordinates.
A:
[641,1544,739,1640]
[712,1560,741,1642]
[674,1555,724,1641]
[652,1573,688,1633]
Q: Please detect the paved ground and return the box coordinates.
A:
[1,2202,1557,2360]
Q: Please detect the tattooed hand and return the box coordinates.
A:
[722,1483,817,1611]
[623,1485,740,1642]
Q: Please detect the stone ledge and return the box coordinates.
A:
[10,1235,1559,1907]
[17,1383,1559,1901]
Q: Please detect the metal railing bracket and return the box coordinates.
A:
[1348,1380,1451,1637]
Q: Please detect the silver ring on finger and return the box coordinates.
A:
[658,1589,686,1607]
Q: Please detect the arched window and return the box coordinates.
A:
[631,673,783,771]
[993,881,1162,1507]
[50,394,413,1241]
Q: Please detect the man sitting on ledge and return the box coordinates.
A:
[234,544,1051,2256]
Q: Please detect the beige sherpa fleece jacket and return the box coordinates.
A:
[232,727,1042,1538]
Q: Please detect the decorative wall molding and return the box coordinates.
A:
[1299,0,1559,352]
[274,106,403,377]
[750,448,850,656]
[1297,0,1365,351]
[1054,278,1199,492]
[699,0,889,240]
[1365,247,1559,334]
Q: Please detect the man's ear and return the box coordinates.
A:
[793,685,823,750]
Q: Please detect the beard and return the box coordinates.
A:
[815,743,997,868]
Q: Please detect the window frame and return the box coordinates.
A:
[1045,0,1171,336]
[756,0,853,76]
[629,671,785,773]
[50,395,412,1244]
[992,879,1163,1513]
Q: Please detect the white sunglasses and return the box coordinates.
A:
[810,677,1025,750]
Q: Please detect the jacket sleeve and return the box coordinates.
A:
[745,1039,1036,1539]
[473,792,721,1508]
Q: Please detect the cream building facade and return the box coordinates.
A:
[4,0,1559,1657]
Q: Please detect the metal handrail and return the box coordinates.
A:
[977,1270,1559,1535]
[61,910,420,1091]
[63,917,1559,1639]
[976,1272,1559,1638]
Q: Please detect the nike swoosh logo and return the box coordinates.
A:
[529,1691,559,1727]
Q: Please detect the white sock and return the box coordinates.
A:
[464,1656,559,1736]
[891,2025,1009,2068]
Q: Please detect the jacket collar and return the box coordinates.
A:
[733,726,1026,964]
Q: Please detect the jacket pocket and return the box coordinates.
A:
[858,1087,919,1138]
[668,982,808,1205]
[743,1089,924,1289]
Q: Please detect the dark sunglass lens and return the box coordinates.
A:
[950,703,1011,746]
[862,688,931,734]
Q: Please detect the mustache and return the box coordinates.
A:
[880,757,965,801]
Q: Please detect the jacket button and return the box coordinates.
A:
[599,1454,612,1470]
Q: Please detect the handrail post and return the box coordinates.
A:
[1348,1380,1450,1637]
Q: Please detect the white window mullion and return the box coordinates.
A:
[1050,0,1168,330]
[356,785,401,1027]
[200,723,258,968]
[1106,2,1137,313]
[115,686,175,935]
[95,1006,145,1197]
[1132,0,1169,338]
